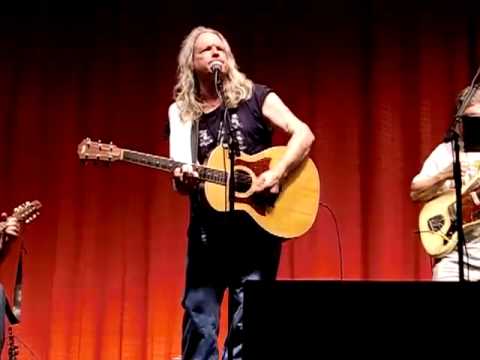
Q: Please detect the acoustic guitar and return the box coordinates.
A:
[418,175,480,257]
[77,138,320,238]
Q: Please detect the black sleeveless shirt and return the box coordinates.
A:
[189,84,278,241]
[197,84,273,164]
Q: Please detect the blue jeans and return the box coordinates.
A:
[181,213,281,360]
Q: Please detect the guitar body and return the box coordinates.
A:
[204,146,320,238]
[419,191,458,257]
[419,189,480,257]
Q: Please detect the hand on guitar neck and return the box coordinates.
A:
[0,201,41,250]
[0,214,21,249]
[172,164,201,194]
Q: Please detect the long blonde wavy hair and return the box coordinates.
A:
[173,26,253,122]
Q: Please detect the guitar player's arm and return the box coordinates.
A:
[410,141,472,203]
[410,162,468,202]
[256,92,315,193]
[410,170,452,202]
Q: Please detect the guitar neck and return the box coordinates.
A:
[121,149,227,185]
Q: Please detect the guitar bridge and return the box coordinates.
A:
[252,191,279,208]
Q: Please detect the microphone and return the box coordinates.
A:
[210,61,223,96]
[210,61,223,75]
[210,61,223,83]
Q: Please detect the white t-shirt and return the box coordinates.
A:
[413,141,480,192]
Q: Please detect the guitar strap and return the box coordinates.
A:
[191,119,199,164]
[5,246,23,325]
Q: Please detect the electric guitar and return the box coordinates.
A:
[418,175,480,257]
[0,200,42,324]
[77,138,320,238]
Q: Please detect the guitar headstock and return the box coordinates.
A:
[12,200,42,224]
[77,138,122,163]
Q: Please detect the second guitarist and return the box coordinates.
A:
[411,87,480,281]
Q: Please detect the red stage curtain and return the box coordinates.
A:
[0,1,479,358]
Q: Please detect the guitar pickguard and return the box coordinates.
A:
[233,157,277,216]
[427,215,445,232]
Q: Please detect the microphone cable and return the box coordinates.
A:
[319,202,344,280]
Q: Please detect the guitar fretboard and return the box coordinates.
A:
[122,150,227,185]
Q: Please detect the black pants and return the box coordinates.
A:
[181,213,282,360]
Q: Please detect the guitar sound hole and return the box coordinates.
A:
[234,170,252,193]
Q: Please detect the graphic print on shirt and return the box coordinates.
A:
[199,128,215,149]
[230,113,246,151]
[198,112,246,159]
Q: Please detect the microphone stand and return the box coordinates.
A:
[213,69,239,360]
[445,66,480,282]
